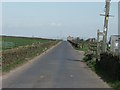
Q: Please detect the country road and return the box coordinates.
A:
[2,41,110,88]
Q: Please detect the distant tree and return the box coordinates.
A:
[76,37,80,43]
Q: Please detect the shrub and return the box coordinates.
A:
[83,53,94,62]
[97,52,120,81]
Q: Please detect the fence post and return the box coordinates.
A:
[97,29,104,60]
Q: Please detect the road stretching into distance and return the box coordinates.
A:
[2,41,110,88]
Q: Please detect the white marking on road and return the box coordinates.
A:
[70,75,73,78]
[40,75,45,79]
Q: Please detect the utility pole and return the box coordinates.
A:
[97,29,103,60]
[101,0,111,52]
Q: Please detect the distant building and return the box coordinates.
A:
[67,36,74,41]
[110,35,120,53]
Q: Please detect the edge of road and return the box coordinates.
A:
[2,41,62,79]
[67,42,110,88]
[76,50,110,88]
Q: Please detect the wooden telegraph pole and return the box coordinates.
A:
[101,0,111,52]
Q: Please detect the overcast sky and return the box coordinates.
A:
[118,1,120,35]
[1,1,118,40]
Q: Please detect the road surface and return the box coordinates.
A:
[2,41,110,88]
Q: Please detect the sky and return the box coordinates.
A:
[1,1,118,40]
[118,1,120,35]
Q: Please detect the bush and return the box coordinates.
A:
[83,53,94,62]
[97,52,120,81]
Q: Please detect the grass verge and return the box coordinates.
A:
[2,41,59,72]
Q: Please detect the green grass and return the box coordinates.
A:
[1,36,50,50]
[75,42,89,52]
[2,41,59,72]
[1,36,59,72]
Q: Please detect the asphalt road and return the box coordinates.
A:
[2,41,110,88]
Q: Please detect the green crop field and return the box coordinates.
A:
[1,36,59,72]
[1,36,52,50]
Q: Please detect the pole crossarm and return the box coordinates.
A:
[100,14,114,17]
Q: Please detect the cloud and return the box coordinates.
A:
[49,22,62,27]
[3,22,43,28]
